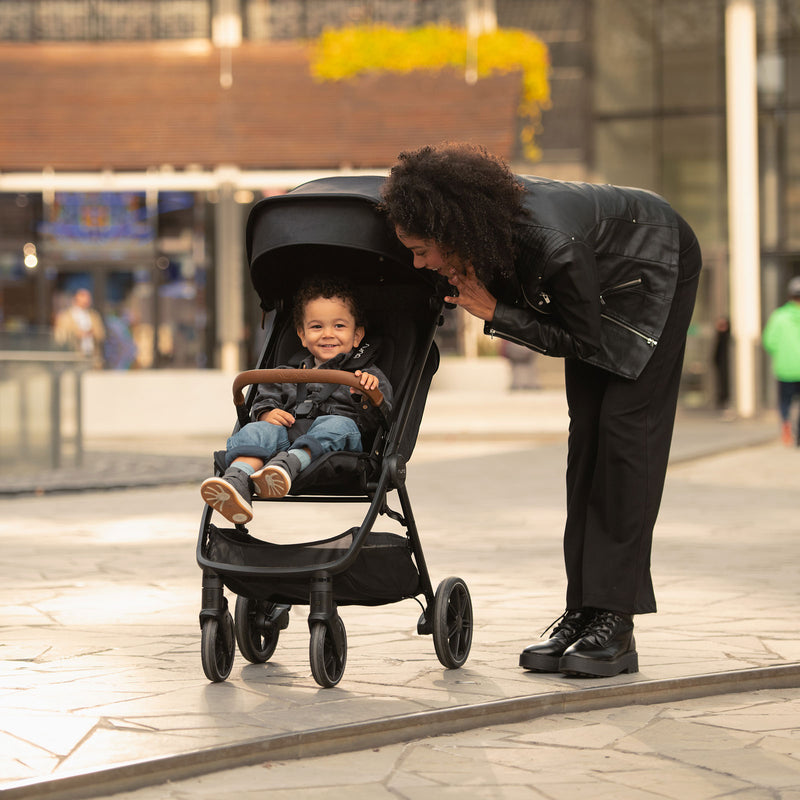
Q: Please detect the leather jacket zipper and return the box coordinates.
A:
[600,313,658,347]
[493,277,654,354]
[600,278,643,304]
[487,327,547,354]
[599,278,656,346]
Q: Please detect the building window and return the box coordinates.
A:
[243,0,465,40]
[593,0,656,115]
[786,112,800,251]
[0,1,211,41]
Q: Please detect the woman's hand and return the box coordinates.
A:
[444,265,498,322]
[260,408,295,427]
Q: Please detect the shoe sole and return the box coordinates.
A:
[558,650,639,678]
[251,464,292,498]
[519,651,562,672]
[200,477,253,524]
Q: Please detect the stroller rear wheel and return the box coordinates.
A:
[234,596,287,663]
[432,576,473,669]
[201,610,235,682]
[309,616,347,688]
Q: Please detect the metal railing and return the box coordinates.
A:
[0,349,87,473]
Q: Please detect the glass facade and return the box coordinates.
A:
[0,190,219,369]
[659,0,722,112]
[591,0,799,406]
[594,1,657,115]
[593,1,722,402]
[784,0,800,256]
[592,1,726,216]
[788,113,800,252]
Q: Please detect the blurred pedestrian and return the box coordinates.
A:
[499,338,541,390]
[54,288,106,368]
[762,276,800,446]
[712,316,731,413]
[103,304,138,370]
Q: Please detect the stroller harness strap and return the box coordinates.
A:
[293,380,337,419]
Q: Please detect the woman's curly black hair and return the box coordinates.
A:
[379,142,525,284]
[293,276,366,330]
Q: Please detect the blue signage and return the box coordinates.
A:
[40,192,153,242]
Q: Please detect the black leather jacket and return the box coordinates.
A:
[485,176,683,380]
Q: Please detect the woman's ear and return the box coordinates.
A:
[353,326,365,347]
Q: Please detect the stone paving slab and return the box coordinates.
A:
[1,417,798,797]
[87,686,800,800]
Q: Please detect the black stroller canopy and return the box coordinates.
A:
[246,175,437,312]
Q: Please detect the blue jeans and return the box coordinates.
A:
[224,415,362,468]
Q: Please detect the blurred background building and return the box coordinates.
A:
[0,0,798,409]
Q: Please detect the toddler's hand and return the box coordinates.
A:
[261,408,295,427]
[352,370,379,393]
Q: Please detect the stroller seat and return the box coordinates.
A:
[225,279,439,497]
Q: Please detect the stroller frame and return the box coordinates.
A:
[196,177,473,687]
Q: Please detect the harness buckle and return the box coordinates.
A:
[294,400,314,418]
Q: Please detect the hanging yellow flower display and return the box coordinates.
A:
[310,25,551,161]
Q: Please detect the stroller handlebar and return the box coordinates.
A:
[232,368,385,409]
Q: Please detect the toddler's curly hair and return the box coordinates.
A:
[380,142,525,284]
[293,276,366,330]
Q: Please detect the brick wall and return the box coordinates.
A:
[1,42,521,171]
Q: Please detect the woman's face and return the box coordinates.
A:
[395,228,464,276]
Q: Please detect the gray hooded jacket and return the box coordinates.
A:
[250,339,393,436]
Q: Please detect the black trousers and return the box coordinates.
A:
[563,221,702,615]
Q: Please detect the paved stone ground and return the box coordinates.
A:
[0,391,797,799]
[100,686,800,800]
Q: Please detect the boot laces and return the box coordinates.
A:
[539,611,566,638]
[587,610,625,640]
[540,609,591,638]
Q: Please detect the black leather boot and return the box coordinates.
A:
[519,608,596,672]
[558,609,638,677]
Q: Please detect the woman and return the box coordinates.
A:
[381,143,702,678]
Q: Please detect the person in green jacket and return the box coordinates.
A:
[762,276,800,446]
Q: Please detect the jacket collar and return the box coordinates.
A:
[299,339,377,371]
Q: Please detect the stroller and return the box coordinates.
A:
[196,176,473,688]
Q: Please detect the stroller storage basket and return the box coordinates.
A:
[206,526,421,606]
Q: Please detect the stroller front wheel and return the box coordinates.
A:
[201,610,235,682]
[309,616,347,688]
[432,576,473,669]
[234,596,287,663]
